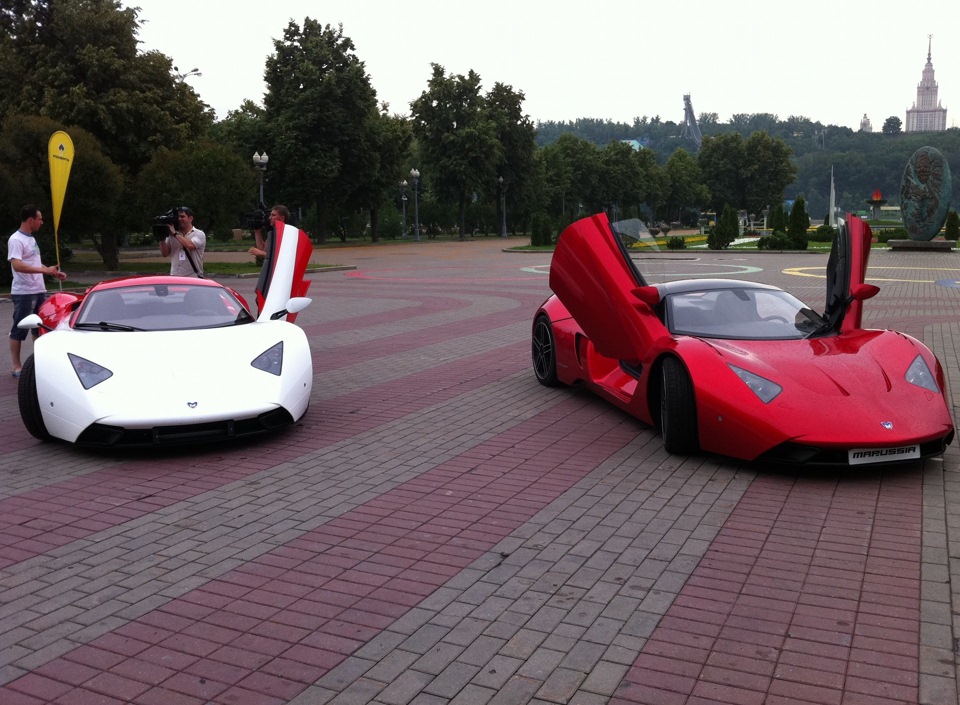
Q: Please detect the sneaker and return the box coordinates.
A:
[11,370,20,378]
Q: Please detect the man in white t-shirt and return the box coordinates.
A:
[7,204,67,377]
[159,206,205,277]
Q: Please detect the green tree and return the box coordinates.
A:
[698,131,794,216]
[743,131,796,216]
[208,100,271,192]
[698,132,748,213]
[262,19,380,242]
[361,109,413,242]
[0,114,123,272]
[787,195,809,250]
[662,148,709,224]
[0,0,213,174]
[535,133,600,220]
[708,203,739,250]
[768,202,788,233]
[486,82,536,237]
[133,142,253,239]
[945,210,959,241]
[411,64,502,239]
[882,116,902,135]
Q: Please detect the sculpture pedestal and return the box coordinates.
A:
[887,239,954,251]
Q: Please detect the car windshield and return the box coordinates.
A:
[666,287,825,340]
[76,283,253,331]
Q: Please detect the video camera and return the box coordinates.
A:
[152,208,179,241]
[243,203,270,231]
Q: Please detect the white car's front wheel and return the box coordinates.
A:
[18,355,51,441]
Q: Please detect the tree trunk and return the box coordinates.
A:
[93,233,120,270]
[458,191,467,241]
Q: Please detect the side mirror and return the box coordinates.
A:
[850,283,880,301]
[632,286,661,307]
[269,297,312,320]
[17,314,44,330]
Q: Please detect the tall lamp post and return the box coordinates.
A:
[410,168,421,242]
[498,176,508,238]
[252,151,269,204]
[399,179,408,238]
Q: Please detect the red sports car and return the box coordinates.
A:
[532,213,954,464]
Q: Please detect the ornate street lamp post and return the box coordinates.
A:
[498,176,508,238]
[410,168,421,242]
[252,151,269,204]
[399,179,408,238]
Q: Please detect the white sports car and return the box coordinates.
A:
[17,222,315,446]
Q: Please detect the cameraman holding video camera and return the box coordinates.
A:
[159,206,205,277]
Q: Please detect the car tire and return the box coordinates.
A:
[18,355,51,441]
[532,315,559,387]
[660,356,698,454]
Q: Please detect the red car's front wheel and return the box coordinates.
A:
[532,315,559,387]
[660,357,698,455]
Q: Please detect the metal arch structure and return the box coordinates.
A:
[680,94,703,150]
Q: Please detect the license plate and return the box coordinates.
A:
[848,445,921,465]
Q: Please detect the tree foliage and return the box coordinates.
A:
[0,114,122,272]
[882,116,903,135]
[262,19,379,241]
[662,148,709,224]
[133,143,253,239]
[0,0,212,174]
[697,131,795,216]
[411,65,502,238]
[708,204,739,249]
[786,195,809,250]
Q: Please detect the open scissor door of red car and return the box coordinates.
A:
[823,214,876,333]
[549,213,666,362]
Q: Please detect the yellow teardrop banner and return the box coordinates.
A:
[48,131,74,265]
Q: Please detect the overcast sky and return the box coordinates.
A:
[123,0,958,134]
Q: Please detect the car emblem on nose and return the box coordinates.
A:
[881,421,893,430]
[188,402,198,408]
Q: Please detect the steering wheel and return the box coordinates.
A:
[761,315,790,324]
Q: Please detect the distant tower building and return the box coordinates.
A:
[905,35,947,132]
[859,114,873,132]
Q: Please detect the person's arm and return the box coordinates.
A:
[159,223,174,256]
[180,231,199,251]
[11,258,66,280]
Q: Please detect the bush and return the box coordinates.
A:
[810,224,835,242]
[757,232,791,250]
[945,210,959,241]
[875,227,906,243]
[666,236,686,250]
[708,204,739,250]
[530,212,553,246]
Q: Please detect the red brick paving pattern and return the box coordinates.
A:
[3,396,639,703]
[614,471,922,705]
[1,245,957,704]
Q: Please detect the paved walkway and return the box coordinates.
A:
[0,239,958,704]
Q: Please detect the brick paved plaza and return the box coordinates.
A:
[1,238,959,704]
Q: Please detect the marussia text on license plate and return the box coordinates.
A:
[848,445,920,465]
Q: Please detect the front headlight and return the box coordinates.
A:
[729,364,782,404]
[251,342,283,376]
[905,354,939,393]
[68,353,113,389]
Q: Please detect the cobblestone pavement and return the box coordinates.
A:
[1,238,959,704]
